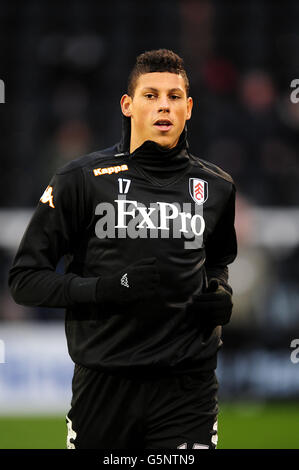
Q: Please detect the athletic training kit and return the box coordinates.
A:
[9,116,237,449]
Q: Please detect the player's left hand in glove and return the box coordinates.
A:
[187,278,233,328]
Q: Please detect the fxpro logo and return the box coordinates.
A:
[0,80,4,103]
[95,198,205,249]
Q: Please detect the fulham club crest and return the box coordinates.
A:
[189,178,208,205]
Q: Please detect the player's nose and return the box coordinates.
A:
[157,95,170,112]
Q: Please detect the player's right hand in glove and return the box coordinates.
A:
[96,257,160,305]
[188,278,233,328]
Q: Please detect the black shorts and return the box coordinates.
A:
[66,364,219,449]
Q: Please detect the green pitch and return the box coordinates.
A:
[0,402,298,449]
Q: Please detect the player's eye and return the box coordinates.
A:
[145,93,155,99]
[170,95,181,100]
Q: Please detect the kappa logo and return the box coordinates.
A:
[66,415,77,449]
[120,273,129,288]
[93,164,128,176]
[40,186,55,208]
[189,178,208,206]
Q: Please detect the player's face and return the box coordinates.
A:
[121,72,193,153]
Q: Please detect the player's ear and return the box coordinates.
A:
[186,96,193,120]
[120,94,132,117]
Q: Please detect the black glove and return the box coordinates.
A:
[188,278,233,328]
[96,257,160,305]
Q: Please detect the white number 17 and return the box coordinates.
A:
[118,178,131,194]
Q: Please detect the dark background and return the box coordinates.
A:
[1,0,299,207]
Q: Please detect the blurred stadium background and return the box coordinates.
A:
[1,0,299,449]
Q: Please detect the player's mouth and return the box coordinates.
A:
[154,119,173,132]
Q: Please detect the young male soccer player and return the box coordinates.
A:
[9,49,237,449]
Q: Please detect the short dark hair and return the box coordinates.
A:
[127,49,190,98]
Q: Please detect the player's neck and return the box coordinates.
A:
[130,133,179,155]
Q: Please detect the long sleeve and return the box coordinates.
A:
[8,166,98,308]
[204,184,237,293]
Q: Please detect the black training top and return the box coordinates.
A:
[8,117,237,378]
